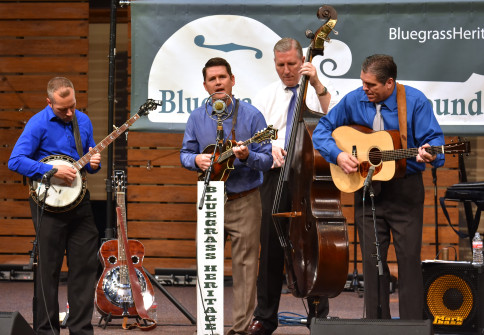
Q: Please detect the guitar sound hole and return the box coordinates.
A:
[368,147,382,166]
[131,256,139,264]
[108,256,117,264]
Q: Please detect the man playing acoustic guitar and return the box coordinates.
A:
[312,54,445,320]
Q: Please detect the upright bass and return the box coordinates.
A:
[272,4,348,299]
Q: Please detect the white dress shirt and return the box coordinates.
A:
[253,79,338,149]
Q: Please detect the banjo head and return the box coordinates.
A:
[30,155,87,212]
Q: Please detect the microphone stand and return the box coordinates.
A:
[25,174,53,330]
[368,182,383,319]
[432,167,439,256]
[198,117,224,210]
[351,198,363,297]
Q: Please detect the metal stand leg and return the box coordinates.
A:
[143,267,196,324]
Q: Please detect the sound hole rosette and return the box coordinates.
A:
[426,273,475,325]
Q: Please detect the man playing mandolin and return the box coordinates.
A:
[312,54,445,320]
[180,57,273,334]
[9,77,101,335]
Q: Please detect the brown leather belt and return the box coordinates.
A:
[226,187,258,201]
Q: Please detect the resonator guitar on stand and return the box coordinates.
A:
[95,170,156,330]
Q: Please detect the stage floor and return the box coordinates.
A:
[0,280,399,334]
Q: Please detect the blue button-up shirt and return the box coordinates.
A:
[8,105,100,180]
[312,84,445,174]
[180,99,273,194]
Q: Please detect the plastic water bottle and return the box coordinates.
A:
[472,232,483,265]
[148,300,157,321]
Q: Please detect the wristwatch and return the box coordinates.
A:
[317,86,328,96]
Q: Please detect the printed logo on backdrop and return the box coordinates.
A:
[147,14,352,125]
[145,12,483,130]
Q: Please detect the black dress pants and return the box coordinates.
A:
[355,173,425,320]
[30,192,99,335]
[253,168,329,332]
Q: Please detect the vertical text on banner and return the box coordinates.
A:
[197,181,224,335]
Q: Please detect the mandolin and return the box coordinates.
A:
[95,170,155,319]
[198,125,277,181]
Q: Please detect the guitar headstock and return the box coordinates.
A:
[138,99,162,117]
[443,141,471,155]
[253,125,278,145]
[113,170,126,193]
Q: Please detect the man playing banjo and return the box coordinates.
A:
[8,77,101,335]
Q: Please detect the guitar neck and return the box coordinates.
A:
[116,191,129,285]
[73,113,141,170]
[382,146,444,162]
[117,192,127,233]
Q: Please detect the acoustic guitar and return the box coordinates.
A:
[330,125,470,193]
[95,170,155,318]
[198,125,277,181]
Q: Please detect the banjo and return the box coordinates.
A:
[29,99,160,212]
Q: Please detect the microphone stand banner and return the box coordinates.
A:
[196,181,224,335]
[130,0,484,135]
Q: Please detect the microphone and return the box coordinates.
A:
[43,168,58,180]
[213,100,226,114]
[363,165,375,193]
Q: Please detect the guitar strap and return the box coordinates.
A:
[396,83,407,149]
[71,112,84,159]
[116,207,157,331]
[229,98,240,141]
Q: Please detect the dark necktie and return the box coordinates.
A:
[285,86,299,149]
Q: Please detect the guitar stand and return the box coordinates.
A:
[97,313,147,329]
[143,266,196,324]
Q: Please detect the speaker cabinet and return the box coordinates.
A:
[0,311,34,335]
[422,260,484,334]
[310,318,432,335]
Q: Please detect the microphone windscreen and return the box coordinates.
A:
[213,100,225,112]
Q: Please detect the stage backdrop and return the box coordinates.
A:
[131,0,484,135]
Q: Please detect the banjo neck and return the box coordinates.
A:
[74,113,142,171]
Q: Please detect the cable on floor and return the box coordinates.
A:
[278,311,307,326]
